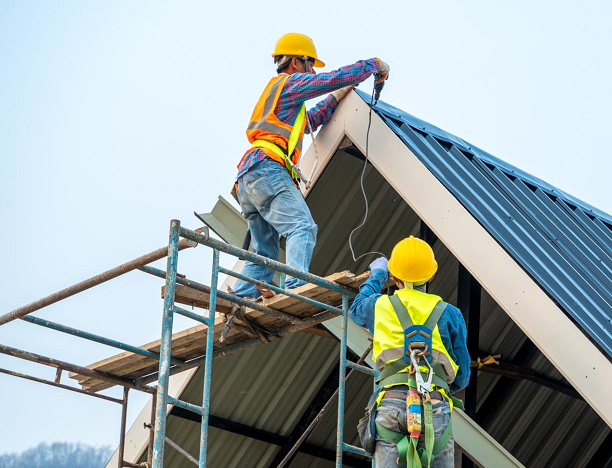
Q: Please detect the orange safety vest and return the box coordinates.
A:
[238,74,307,180]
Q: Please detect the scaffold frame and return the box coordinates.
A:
[0,219,377,468]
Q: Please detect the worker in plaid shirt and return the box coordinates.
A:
[232,32,389,299]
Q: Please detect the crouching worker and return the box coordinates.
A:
[349,236,470,468]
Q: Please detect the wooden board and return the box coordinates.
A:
[69,270,370,392]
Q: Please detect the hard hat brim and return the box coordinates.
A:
[312,58,325,68]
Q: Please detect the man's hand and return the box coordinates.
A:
[369,257,389,273]
[331,85,355,102]
[375,58,390,83]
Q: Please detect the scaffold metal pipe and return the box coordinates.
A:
[118,388,130,468]
[200,249,219,466]
[0,238,197,326]
[166,395,203,416]
[219,266,344,316]
[336,295,349,468]
[179,227,356,297]
[21,315,186,366]
[0,367,123,404]
[145,424,198,467]
[346,360,377,377]
[152,220,181,468]
[0,344,156,394]
[343,443,369,457]
[173,305,210,326]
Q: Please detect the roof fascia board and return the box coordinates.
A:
[339,91,612,428]
[105,368,198,468]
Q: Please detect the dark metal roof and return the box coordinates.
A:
[357,89,612,359]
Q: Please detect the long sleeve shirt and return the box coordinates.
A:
[349,269,471,392]
[237,58,381,179]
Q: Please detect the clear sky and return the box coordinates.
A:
[1,0,611,456]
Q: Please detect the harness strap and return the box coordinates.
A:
[423,398,434,467]
[251,103,306,182]
[378,372,449,391]
[389,295,414,330]
[424,301,447,330]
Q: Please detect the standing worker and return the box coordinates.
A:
[232,32,390,299]
[350,236,470,468]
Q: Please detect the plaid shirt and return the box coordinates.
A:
[237,58,381,180]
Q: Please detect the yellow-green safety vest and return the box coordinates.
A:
[373,288,458,390]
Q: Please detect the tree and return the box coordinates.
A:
[0,442,113,468]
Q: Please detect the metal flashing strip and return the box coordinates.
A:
[453,408,525,468]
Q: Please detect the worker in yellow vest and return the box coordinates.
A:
[232,32,390,298]
[350,236,470,468]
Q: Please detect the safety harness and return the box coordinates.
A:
[251,102,307,184]
[375,296,463,467]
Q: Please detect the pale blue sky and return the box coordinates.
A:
[1,0,610,455]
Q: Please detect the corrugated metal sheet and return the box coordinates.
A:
[356,89,612,359]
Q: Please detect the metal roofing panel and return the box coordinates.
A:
[357,89,612,358]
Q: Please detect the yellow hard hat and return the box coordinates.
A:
[272,33,325,68]
[388,236,438,283]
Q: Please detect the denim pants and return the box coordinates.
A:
[233,158,318,298]
[375,397,454,468]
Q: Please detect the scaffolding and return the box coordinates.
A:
[0,219,378,468]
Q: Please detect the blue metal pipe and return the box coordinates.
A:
[343,443,369,457]
[199,249,219,467]
[140,265,306,325]
[167,395,203,416]
[179,227,356,297]
[0,367,123,404]
[0,238,196,327]
[219,266,344,316]
[139,308,339,386]
[173,305,210,326]
[21,315,186,366]
[0,343,155,394]
[346,360,376,377]
[336,295,349,468]
[152,219,181,468]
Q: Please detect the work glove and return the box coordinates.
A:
[375,58,390,82]
[369,257,389,274]
[331,85,355,102]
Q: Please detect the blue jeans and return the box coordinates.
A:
[232,158,318,298]
[375,397,454,468]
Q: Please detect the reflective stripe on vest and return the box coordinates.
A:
[373,289,459,386]
[240,74,308,174]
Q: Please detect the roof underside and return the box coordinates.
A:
[356,90,612,360]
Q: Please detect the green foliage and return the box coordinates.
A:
[0,442,113,468]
